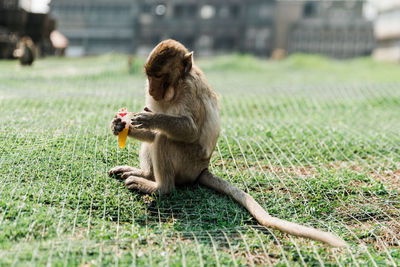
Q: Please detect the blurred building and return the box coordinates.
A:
[136,0,276,56]
[50,0,139,56]
[238,0,276,56]
[285,1,375,59]
[50,0,276,57]
[50,0,375,59]
[373,2,400,62]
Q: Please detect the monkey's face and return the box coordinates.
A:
[147,73,170,101]
[144,39,193,101]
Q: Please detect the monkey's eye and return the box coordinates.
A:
[154,74,162,78]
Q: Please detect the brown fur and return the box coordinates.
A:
[109,39,347,247]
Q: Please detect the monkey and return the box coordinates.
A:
[109,39,347,247]
[13,36,36,66]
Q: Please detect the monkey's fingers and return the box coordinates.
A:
[131,118,139,124]
[133,112,153,119]
[111,118,126,131]
[113,123,126,135]
[108,165,136,177]
[131,117,148,127]
[113,117,122,123]
[132,113,153,127]
[121,171,138,180]
[131,123,144,129]
[116,121,126,130]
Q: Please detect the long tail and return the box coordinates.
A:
[198,169,347,247]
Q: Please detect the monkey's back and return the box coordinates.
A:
[183,65,220,160]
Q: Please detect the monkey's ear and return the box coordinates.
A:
[183,51,193,73]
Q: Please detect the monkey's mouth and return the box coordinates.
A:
[150,91,163,101]
[150,84,170,101]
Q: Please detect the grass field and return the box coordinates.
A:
[0,54,400,266]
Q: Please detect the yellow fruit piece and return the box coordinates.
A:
[118,128,129,149]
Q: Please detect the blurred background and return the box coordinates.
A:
[0,0,399,62]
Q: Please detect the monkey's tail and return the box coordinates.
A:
[198,169,348,247]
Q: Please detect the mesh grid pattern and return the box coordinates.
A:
[0,56,399,266]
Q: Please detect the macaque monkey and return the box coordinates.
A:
[13,36,36,66]
[109,39,347,247]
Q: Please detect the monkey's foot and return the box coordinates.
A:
[108,166,141,178]
[121,171,154,181]
[124,176,158,194]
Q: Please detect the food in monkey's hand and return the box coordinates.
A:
[116,107,134,149]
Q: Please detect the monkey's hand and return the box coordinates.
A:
[110,115,126,135]
[131,112,156,130]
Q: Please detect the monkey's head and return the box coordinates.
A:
[144,39,193,101]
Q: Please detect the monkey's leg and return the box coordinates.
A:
[124,136,176,194]
[150,136,175,194]
[124,149,175,194]
[138,143,154,181]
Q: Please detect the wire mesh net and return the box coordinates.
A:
[0,56,399,266]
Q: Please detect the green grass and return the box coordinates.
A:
[0,53,400,266]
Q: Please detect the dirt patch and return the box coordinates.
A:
[328,161,400,190]
[261,165,318,178]
[370,169,400,189]
[251,162,399,193]
[235,249,279,266]
[347,220,400,250]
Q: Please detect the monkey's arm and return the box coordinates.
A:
[132,113,198,143]
[128,127,155,143]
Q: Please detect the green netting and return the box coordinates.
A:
[0,55,399,266]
